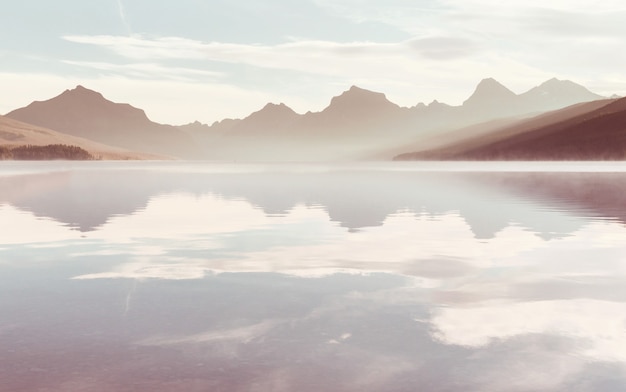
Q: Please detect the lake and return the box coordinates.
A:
[2,161,626,391]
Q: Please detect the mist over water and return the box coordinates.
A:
[2,161,626,391]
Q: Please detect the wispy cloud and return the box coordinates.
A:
[62,33,549,104]
[116,0,132,35]
[314,0,626,36]
[61,32,566,118]
[138,320,283,346]
[63,34,479,65]
[62,60,224,82]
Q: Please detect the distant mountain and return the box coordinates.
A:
[0,114,158,159]
[6,86,202,159]
[5,78,608,161]
[519,78,604,111]
[462,78,518,112]
[226,102,301,135]
[395,97,626,160]
[315,85,400,121]
[186,78,605,161]
[192,86,410,161]
[454,77,603,125]
[300,86,405,132]
[455,97,626,160]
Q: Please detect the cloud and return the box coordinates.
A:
[63,35,209,60]
[6,1,626,125]
[63,34,480,67]
[311,0,626,84]
[62,60,224,82]
[116,0,132,35]
[407,36,477,60]
[314,0,626,36]
[60,33,557,111]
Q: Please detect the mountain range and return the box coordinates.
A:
[3,78,621,161]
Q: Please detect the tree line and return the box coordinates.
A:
[0,144,96,160]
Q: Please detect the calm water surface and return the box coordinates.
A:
[1,161,626,391]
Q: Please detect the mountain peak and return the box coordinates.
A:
[341,85,386,98]
[478,77,500,85]
[473,78,511,91]
[533,77,597,92]
[62,85,105,99]
[347,85,367,93]
[325,85,399,114]
[242,102,299,125]
[537,77,575,89]
[255,102,297,116]
[261,102,293,111]
[463,78,516,107]
[521,78,604,107]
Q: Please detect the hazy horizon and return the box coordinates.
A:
[2,1,626,124]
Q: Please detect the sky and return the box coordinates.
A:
[2,0,626,125]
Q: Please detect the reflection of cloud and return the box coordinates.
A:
[431,299,626,362]
[0,205,81,245]
[228,212,543,277]
[72,258,210,280]
[66,196,626,286]
[89,193,271,243]
[328,332,352,344]
[138,319,282,346]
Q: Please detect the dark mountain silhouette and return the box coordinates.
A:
[463,97,626,160]
[6,86,202,159]
[397,97,626,160]
[394,98,616,160]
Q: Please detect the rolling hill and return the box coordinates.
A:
[0,114,160,160]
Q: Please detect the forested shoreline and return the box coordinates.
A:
[0,144,95,160]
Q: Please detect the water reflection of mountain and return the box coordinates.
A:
[1,164,624,237]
